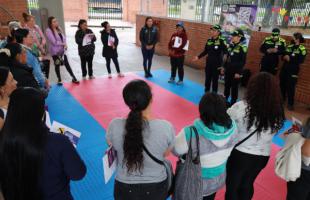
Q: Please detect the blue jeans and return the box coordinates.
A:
[142,47,155,74]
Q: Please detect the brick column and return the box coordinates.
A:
[62,0,88,22]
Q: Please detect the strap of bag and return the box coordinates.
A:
[143,145,165,166]
[234,128,258,148]
[190,126,200,162]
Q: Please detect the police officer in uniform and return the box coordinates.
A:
[193,24,228,93]
[260,28,286,75]
[223,29,247,106]
[280,32,307,111]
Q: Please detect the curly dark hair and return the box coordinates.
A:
[122,80,152,173]
[245,72,285,135]
[199,93,232,129]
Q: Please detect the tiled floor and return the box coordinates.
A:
[49,21,310,122]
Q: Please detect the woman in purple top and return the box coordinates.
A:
[45,16,79,85]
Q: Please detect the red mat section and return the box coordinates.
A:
[64,73,198,132]
[64,74,286,200]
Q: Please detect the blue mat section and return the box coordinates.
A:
[46,85,114,200]
[137,69,205,105]
[137,69,288,147]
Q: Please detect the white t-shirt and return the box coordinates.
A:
[227,101,275,156]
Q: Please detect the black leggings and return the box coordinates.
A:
[224,72,240,106]
[114,180,167,200]
[52,55,76,81]
[105,57,120,74]
[80,55,94,77]
[170,56,185,81]
[287,168,310,200]
[225,149,269,200]
[280,69,297,107]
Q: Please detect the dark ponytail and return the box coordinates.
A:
[122,80,152,172]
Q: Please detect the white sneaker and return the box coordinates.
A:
[176,81,183,85]
[89,76,95,79]
[118,73,124,77]
[108,74,112,78]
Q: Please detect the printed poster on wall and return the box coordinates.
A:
[220,4,258,46]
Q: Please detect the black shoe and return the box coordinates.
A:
[148,72,153,77]
[72,78,80,84]
[145,73,150,78]
[57,80,63,85]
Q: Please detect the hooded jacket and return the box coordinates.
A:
[174,119,238,196]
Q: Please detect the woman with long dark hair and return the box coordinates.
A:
[168,22,188,85]
[75,19,96,79]
[45,16,79,84]
[5,43,40,89]
[14,28,50,89]
[139,17,158,78]
[174,93,238,200]
[0,87,86,200]
[107,80,175,200]
[101,21,124,78]
[0,67,17,130]
[225,72,286,200]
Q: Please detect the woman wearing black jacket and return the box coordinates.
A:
[75,19,96,79]
[139,17,158,78]
[4,43,40,89]
[101,21,124,78]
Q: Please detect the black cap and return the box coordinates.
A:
[272,28,280,36]
[211,24,221,31]
[231,29,244,37]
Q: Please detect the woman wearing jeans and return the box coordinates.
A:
[101,21,124,78]
[225,72,285,200]
[75,19,96,79]
[168,22,187,85]
[139,17,158,78]
[46,16,79,85]
[106,80,175,200]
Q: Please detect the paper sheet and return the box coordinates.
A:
[183,40,189,51]
[51,121,81,147]
[173,36,182,48]
[82,33,94,46]
[108,35,115,47]
[103,146,117,183]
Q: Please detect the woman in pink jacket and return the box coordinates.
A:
[45,16,79,85]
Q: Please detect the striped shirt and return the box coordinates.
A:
[174,119,238,196]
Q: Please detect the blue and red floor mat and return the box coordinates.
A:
[46,69,290,200]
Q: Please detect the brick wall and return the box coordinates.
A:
[0,0,28,36]
[136,14,310,105]
[62,0,88,22]
[0,0,27,23]
[123,0,167,23]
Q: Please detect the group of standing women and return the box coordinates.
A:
[106,71,309,200]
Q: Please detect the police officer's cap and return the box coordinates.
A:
[231,29,245,41]
[272,28,280,36]
[211,24,222,32]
